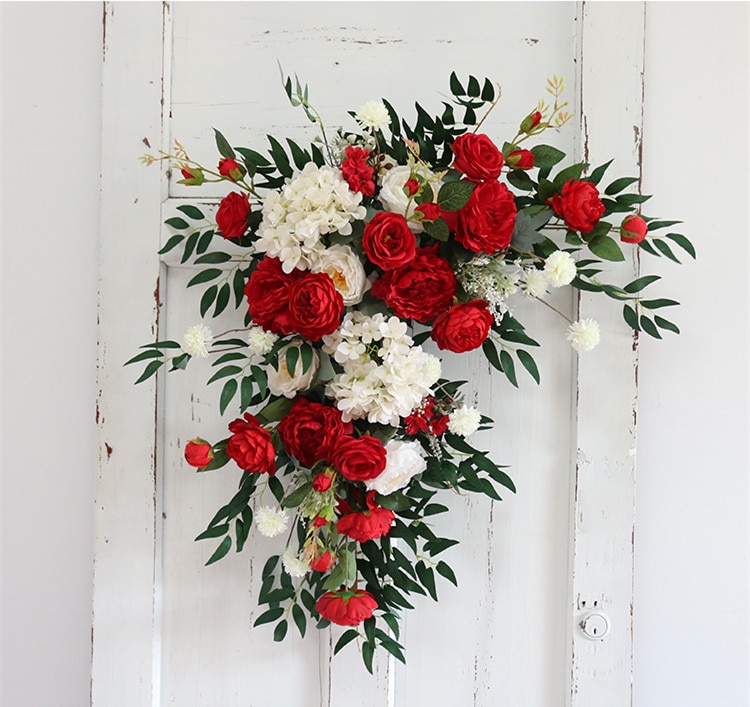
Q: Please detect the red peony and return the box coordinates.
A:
[451,132,504,181]
[506,149,535,170]
[226,413,276,474]
[277,397,353,468]
[548,179,606,234]
[370,245,456,322]
[315,590,378,626]
[341,146,375,196]
[332,435,387,482]
[336,492,395,542]
[244,256,303,335]
[287,272,344,341]
[216,191,250,240]
[620,214,648,244]
[431,300,494,353]
[218,157,244,182]
[184,438,214,467]
[455,180,517,253]
[362,211,417,270]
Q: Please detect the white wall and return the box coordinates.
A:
[0,3,747,707]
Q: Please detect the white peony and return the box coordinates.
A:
[266,341,320,398]
[247,326,278,357]
[355,100,390,132]
[543,250,577,287]
[255,506,289,538]
[281,550,309,578]
[566,318,601,352]
[448,405,482,437]
[312,244,368,306]
[365,440,426,495]
[182,324,212,358]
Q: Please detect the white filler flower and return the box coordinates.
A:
[543,250,577,287]
[567,318,601,352]
[247,326,278,357]
[282,550,309,578]
[448,405,482,437]
[182,324,212,358]
[365,440,426,496]
[355,100,390,131]
[255,506,289,538]
[521,268,549,299]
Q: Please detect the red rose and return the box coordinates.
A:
[226,413,276,475]
[451,133,504,182]
[216,191,250,240]
[315,589,378,626]
[370,245,456,322]
[431,300,494,353]
[244,256,304,335]
[620,214,648,244]
[287,272,344,341]
[184,438,214,467]
[506,149,535,170]
[332,435,387,482]
[548,179,605,234]
[309,547,337,573]
[455,180,517,253]
[336,493,395,542]
[415,202,441,222]
[362,211,417,270]
[341,146,375,196]
[218,157,244,182]
[277,397,353,468]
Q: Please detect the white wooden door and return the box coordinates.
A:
[94,3,645,705]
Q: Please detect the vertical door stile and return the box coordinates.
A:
[568,2,645,705]
[93,3,167,706]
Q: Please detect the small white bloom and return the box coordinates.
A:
[365,440,426,496]
[267,341,319,398]
[247,326,278,357]
[543,250,577,288]
[281,550,309,578]
[522,268,549,299]
[255,506,289,538]
[182,324,212,358]
[567,318,601,352]
[312,244,368,306]
[448,405,482,437]
[355,100,390,131]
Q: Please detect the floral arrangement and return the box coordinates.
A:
[132,72,693,670]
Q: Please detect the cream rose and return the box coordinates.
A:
[266,341,320,398]
[312,244,368,306]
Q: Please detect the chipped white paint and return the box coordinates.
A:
[94,3,644,705]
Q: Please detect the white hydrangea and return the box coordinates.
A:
[355,100,390,132]
[281,550,309,578]
[255,506,289,538]
[247,326,278,357]
[378,165,442,234]
[323,312,441,425]
[448,405,482,437]
[567,318,601,352]
[266,341,320,398]
[182,324,212,358]
[255,163,367,273]
[311,244,368,306]
[365,440,426,496]
[521,268,549,299]
[543,250,577,287]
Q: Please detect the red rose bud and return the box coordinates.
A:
[179,166,205,186]
[506,149,535,170]
[309,547,337,573]
[184,438,214,468]
[312,469,335,492]
[313,515,328,528]
[620,215,649,244]
[218,157,244,182]
[520,110,543,134]
[415,202,442,222]
[403,178,420,196]
[315,589,378,626]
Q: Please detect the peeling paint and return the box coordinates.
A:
[105,443,113,459]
